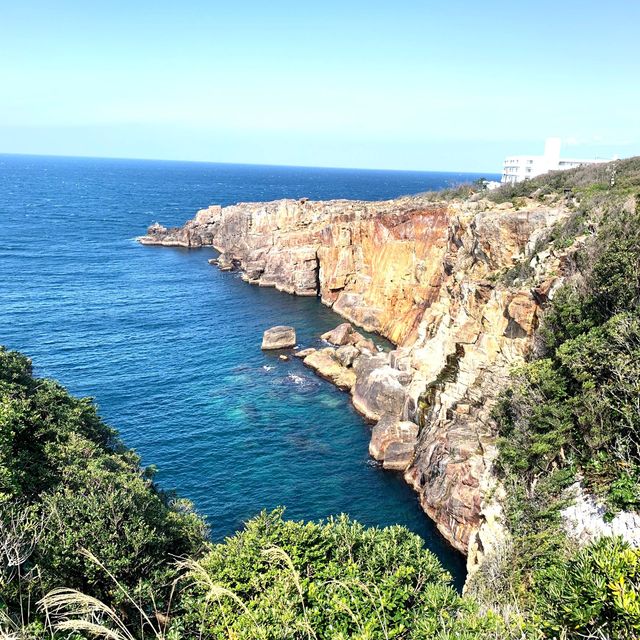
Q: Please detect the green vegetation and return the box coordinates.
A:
[1,347,511,639]
[477,157,640,637]
[0,347,208,636]
[175,509,511,639]
[3,342,640,638]
[495,191,640,516]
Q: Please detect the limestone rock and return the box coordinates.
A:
[321,323,356,345]
[369,416,418,471]
[321,322,375,353]
[302,348,356,391]
[261,326,296,350]
[335,344,360,367]
[294,348,316,359]
[354,337,376,353]
[216,253,235,271]
[562,484,640,548]
[383,442,418,471]
[352,356,410,422]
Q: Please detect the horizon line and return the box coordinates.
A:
[0,151,501,176]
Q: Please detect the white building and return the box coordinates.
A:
[501,138,609,184]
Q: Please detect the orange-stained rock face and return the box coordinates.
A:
[139,193,570,568]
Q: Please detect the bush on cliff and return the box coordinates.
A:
[535,536,640,640]
[486,163,640,636]
[0,346,208,633]
[496,203,640,516]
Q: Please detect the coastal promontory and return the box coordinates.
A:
[139,185,571,571]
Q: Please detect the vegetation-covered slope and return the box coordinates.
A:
[1,342,639,638]
[467,157,640,639]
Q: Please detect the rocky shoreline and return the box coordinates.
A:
[139,192,573,580]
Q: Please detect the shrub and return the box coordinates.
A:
[0,346,208,632]
[175,509,510,640]
[536,537,640,639]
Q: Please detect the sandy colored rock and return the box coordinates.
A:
[383,442,418,471]
[294,347,316,358]
[302,348,356,391]
[354,338,376,353]
[352,356,411,422]
[261,326,296,350]
[335,344,360,367]
[369,416,418,471]
[216,253,235,271]
[321,322,356,345]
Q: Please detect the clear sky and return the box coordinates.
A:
[1,0,638,172]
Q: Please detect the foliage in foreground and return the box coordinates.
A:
[2,347,640,639]
[0,347,208,635]
[174,509,514,640]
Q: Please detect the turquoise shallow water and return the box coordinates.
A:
[0,155,498,586]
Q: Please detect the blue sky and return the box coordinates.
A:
[1,0,638,171]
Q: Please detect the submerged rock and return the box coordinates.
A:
[261,326,296,350]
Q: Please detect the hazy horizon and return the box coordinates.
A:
[0,150,507,175]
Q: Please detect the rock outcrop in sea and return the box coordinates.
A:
[139,193,572,577]
[261,325,297,350]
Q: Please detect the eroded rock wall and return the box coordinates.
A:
[139,194,570,569]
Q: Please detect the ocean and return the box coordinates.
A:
[0,154,499,585]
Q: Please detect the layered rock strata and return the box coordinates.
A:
[139,193,571,573]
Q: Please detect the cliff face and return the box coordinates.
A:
[140,194,570,569]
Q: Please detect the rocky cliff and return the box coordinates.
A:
[139,192,571,574]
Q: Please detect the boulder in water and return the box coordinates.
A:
[369,416,419,471]
[261,326,297,350]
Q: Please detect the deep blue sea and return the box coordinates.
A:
[0,154,499,586]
